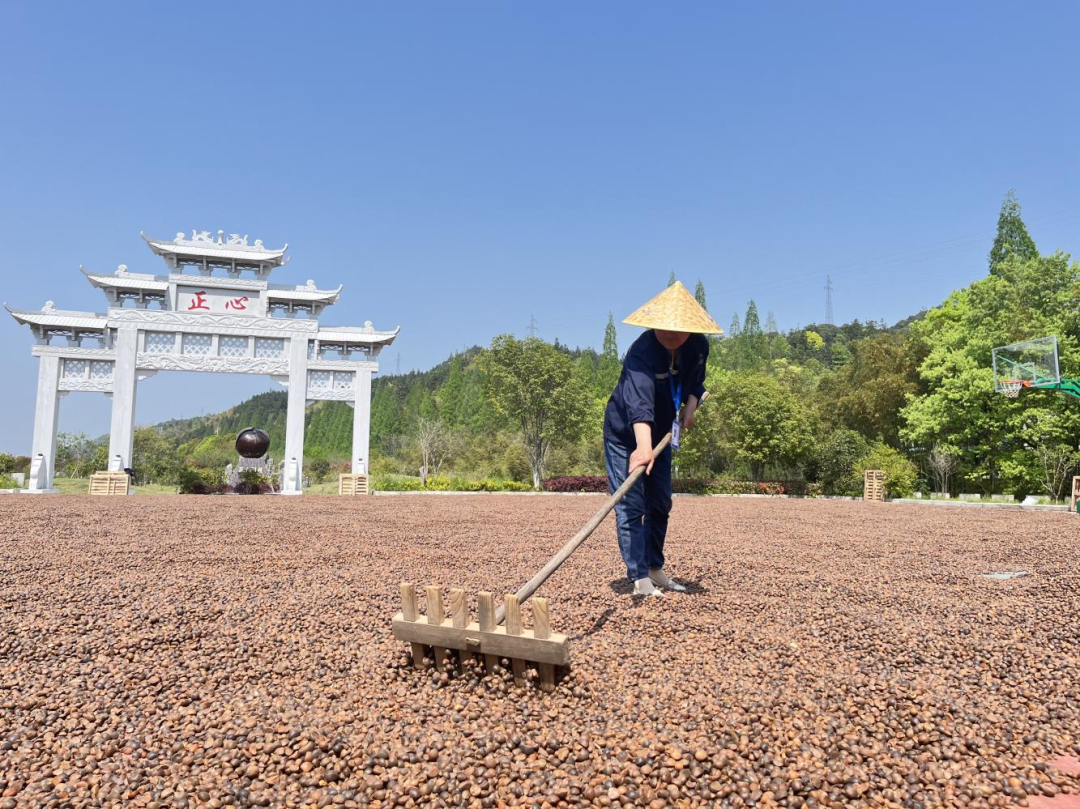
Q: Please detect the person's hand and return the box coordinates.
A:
[681,397,699,431]
[629,445,655,476]
[680,406,697,431]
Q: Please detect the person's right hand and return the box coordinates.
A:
[629,445,655,476]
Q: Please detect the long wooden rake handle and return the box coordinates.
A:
[494,391,709,625]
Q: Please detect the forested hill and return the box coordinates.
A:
[154,347,485,461]
[155,316,915,461]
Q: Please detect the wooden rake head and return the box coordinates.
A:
[393,583,569,692]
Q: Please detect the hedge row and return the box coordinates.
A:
[372,475,533,492]
[543,475,822,496]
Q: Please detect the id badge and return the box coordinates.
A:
[671,418,681,452]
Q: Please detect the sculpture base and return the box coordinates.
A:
[20,488,59,495]
[279,489,303,496]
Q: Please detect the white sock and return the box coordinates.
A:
[649,568,687,592]
[633,577,663,597]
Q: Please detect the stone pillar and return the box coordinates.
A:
[282,336,309,495]
[352,369,373,474]
[107,326,139,471]
[27,355,61,492]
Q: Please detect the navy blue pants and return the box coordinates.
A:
[604,435,673,582]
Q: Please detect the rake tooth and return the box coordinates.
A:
[533,597,556,693]
[450,588,474,668]
[477,592,500,675]
[504,595,527,687]
[400,583,427,669]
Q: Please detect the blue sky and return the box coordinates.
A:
[1,2,1078,451]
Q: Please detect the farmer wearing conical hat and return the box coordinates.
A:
[604,281,722,597]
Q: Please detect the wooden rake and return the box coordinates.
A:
[393,392,710,691]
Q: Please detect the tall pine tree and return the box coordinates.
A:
[743,300,762,336]
[694,280,707,310]
[602,313,618,358]
[437,354,465,427]
[667,271,677,287]
[600,313,621,396]
[728,312,741,338]
[742,300,767,367]
[989,189,1037,274]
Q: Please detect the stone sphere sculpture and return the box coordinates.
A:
[235,428,270,459]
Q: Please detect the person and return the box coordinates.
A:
[603,281,723,597]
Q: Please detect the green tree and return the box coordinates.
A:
[819,334,917,446]
[603,313,618,358]
[848,442,919,498]
[480,335,591,488]
[694,280,707,310]
[811,429,870,494]
[713,372,816,480]
[132,426,181,485]
[901,250,1080,494]
[728,312,741,338]
[739,300,767,368]
[599,313,622,398]
[830,338,852,368]
[56,432,98,478]
[667,271,677,287]
[989,189,1038,275]
[371,383,406,452]
[437,354,466,428]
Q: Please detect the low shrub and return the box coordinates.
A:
[540,473,816,492]
[178,467,226,495]
[847,443,919,498]
[0,473,21,490]
[373,473,533,492]
[233,469,272,495]
[373,475,423,492]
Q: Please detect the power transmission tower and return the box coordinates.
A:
[825,275,834,325]
[395,353,401,375]
[527,315,539,338]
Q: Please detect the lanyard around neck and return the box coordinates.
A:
[669,351,682,410]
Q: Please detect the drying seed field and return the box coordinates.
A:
[1,495,1078,809]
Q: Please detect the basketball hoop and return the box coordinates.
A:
[1000,381,1024,398]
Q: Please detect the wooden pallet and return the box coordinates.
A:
[393,583,569,691]
[863,469,886,502]
[88,471,129,496]
[338,473,369,495]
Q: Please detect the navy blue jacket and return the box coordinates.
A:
[603,331,709,448]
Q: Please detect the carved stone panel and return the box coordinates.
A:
[136,354,289,375]
[58,378,114,392]
[109,308,318,335]
[306,388,357,402]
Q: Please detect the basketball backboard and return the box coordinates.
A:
[992,336,1061,397]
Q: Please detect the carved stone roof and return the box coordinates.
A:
[318,324,400,346]
[142,231,289,266]
[6,305,108,330]
[267,283,343,304]
[82,267,170,292]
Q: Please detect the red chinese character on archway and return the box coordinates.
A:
[187,291,210,311]
[225,296,249,311]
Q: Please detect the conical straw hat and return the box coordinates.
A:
[622,281,723,334]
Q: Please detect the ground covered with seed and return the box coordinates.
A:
[1,495,1079,808]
